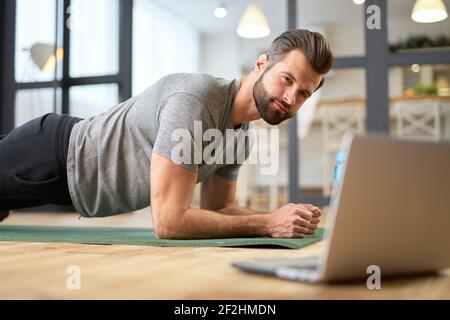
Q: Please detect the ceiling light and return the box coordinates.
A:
[214,5,228,18]
[237,4,271,39]
[411,64,421,73]
[29,43,64,73]
[412,0,448,23]
[353,0,366,5]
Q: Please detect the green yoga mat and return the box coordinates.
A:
[0,225,325,249]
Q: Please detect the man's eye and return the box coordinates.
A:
[283,76,291,83]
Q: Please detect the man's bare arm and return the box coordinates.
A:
[150,153,319,239]
[200,172,322,222]
[200,173,266,215]
[151,153,268,239]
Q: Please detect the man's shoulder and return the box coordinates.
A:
[164,72,235,106]
[161,73,230,94]
[140,72,236,103]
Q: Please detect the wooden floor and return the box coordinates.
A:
[1,209,450,299]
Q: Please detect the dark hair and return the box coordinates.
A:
[266,29,333,90]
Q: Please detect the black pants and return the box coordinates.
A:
[0,113,82,211]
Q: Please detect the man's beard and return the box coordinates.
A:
[253,71,293,125]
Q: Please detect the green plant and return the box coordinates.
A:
[390,34,450,52]
[413,84,438,95]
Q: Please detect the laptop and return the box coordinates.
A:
[232,134,450,283]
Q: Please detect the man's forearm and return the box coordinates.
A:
[217,205,268,216]
[156,207,269,239]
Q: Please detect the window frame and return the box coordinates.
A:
[0,0,132,134]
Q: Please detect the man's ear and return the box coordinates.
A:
[254,54,268,72]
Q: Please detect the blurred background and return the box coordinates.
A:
[1,0,450,226]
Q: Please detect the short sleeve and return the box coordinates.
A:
[215,164,242,180]
[214,122,251,180]
[153,93,207,172]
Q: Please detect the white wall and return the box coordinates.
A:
[327,24,365,57]
[321,68,366,100]
[200,33,241,79]
[133,0,201,95]
[200,32,281,79]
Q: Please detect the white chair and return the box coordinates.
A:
[394,100,441,141]
[320,104,365,196]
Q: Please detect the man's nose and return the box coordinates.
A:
[283,89,297,107]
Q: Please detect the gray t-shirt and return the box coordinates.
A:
[66,73,249,217]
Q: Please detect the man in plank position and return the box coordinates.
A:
[0,29,333,239]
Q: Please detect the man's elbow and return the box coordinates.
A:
[152,210,184,240]
[154,225,174,240]
[153,220,173,239]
